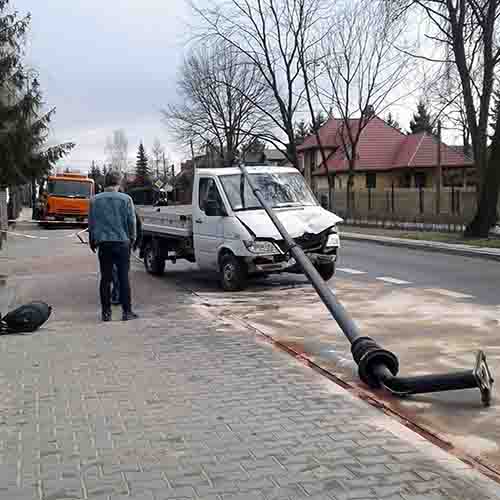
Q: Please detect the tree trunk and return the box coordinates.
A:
[287,138,298,170]
[466,107,500,237]
[465,168,500,237]
[346,173,354,219]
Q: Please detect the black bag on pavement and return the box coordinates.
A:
[0,302,52,334]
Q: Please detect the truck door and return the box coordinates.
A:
[193,177,226,271]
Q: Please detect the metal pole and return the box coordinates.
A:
[239,163,362,344]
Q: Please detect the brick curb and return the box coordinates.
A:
[342,232,500,262]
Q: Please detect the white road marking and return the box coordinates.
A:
[425,288,475,300]
[337,267,367,275]
[376,276,412,285]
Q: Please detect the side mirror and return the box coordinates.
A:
[205,199,225,217]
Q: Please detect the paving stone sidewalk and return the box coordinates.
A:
[1,276,500,500]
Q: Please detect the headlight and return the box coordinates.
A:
[326,232,340,248]
[244,240,281,255]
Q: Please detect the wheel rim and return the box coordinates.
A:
[146,249,154,269]
[224,262,236,284]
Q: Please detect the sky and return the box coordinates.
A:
[17,0,191,173]
[15,0,460,175]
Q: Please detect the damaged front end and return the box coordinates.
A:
[245,228,340,275]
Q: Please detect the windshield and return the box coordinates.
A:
[48,180,92,198]
[220,172,318,211]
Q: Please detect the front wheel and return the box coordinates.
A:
[144,244,165,276]
[220,254,247,291]
[316,261,335,282]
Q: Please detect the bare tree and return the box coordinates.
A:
[397,0,500,236]
[193,0,329,168]
[151,138,164,178]
[163,42,273,166]
[105,129,128,172]
[301,0,413,213]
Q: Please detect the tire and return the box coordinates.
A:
[316,261,335,282]
[144,244,165,276]
[220,254,247,292]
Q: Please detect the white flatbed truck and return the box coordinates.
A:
[136,165,342,291]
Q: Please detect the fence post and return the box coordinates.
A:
[419,186,424,214]
[391,183,395,213]
[368,187,372,211]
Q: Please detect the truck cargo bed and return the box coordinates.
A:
[137,205,193,239]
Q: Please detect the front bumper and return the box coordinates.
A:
[247,251,337,274]
[45,214,88,222]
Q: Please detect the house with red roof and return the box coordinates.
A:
[297,116,475,195]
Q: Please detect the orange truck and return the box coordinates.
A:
[38,172,95,225]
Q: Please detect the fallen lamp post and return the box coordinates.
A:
[238,163,494,407]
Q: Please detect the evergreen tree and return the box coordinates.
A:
[89,162,103,187]
[294,120,309,145]
[308,112,327,135]
[409,100,435,134]
[135,142,150,184]
[386,112,401,132]
[0,1,74,187]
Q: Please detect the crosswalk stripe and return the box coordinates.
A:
[376,277,412,285]
[337,268,367,275]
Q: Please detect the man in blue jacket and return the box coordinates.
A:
[88,170,138,322]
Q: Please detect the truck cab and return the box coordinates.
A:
[38,173,95,225]
[138,165,341,291]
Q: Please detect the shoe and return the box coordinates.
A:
[102,311,112,322]
[122,311,139,321]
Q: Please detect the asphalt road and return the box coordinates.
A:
[337,239,500,306]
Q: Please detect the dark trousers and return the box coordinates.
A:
[98,242,132,313]
[111,265,120,302]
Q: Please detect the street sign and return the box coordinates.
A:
[154,180,163,189]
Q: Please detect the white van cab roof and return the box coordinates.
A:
[195,165,298,177]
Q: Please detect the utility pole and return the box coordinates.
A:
[436,120,442,215]
[162,153,166,181]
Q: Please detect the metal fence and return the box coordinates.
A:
[315,187,498,230]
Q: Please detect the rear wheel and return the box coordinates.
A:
[316,261,335,282]
[220,254,247,291]
[144,244,165,276]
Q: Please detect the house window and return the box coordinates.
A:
[366,173,376,189]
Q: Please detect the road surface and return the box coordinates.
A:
[3,224,500,472]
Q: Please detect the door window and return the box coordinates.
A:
[198,178,223,214]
